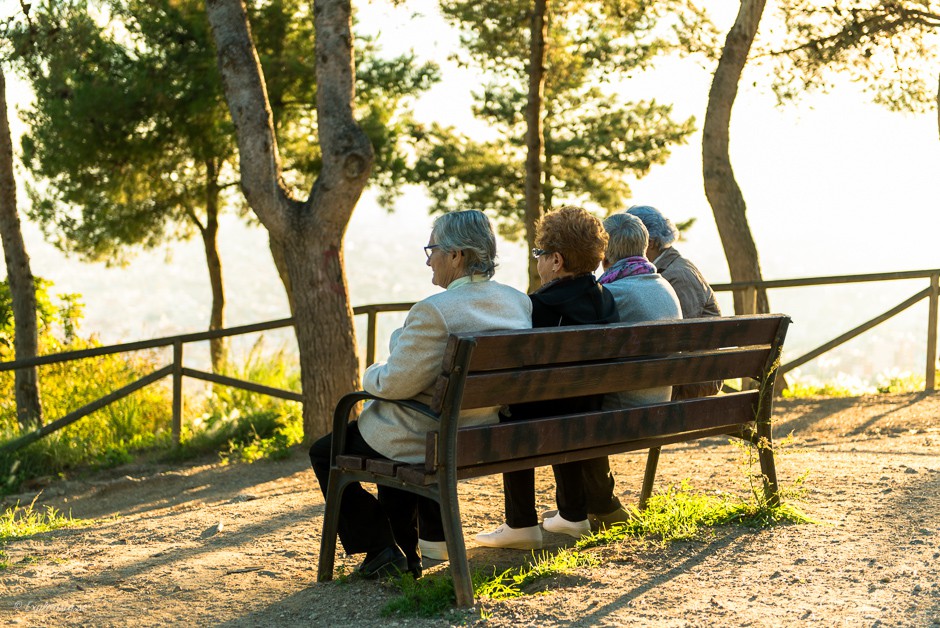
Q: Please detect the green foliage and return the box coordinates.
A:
[169,339,303,463]
[382,572,457,617]
[782,381,861,398]
[876,370,926,394]
[475,548,598,600]
[768,0,940,112]
[411,0,708,235]
[12,0,439,265]
[579,478,812,552]
[0,497,85,543]
[14,0,232,262]
[0,282,303,492]
[0,497,86,571]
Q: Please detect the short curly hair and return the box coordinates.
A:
[535,206,608,275]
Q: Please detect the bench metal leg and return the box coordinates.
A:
[438,476,473,606]
[755,421,780,507]
[638,446,661,510]
[317,469,350,582]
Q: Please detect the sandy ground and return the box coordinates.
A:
[1,392,939,627]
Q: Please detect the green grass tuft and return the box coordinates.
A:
[0,498,85,543]
[475,548,598,600]
[382,573,457,617]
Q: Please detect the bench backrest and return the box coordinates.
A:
[425,314,790,478]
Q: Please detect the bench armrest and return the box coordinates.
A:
[329,391,439,464]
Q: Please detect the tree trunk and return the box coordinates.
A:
[206,0,373,441]
[202,158,227,373]
[0,66,42,431]
[524,0,548,292]
[702,0,770,315]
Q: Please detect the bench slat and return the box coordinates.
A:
[435,347,768,411]
[442,315,783,374]
[406,423,747,485]
[427,391,757,468]
[335,454,367,470]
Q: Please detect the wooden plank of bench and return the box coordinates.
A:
[442,315,785,373]
[436,347,768,411]
[366,459,403,476]
[405,423,747,486]
[430,391,757,468]
[335,455,367,470]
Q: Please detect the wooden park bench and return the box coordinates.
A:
[318,314,791,606]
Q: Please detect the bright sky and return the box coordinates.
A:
[2,0,938,385]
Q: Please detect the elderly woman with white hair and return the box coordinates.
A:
[310,210,532,579]
[626,205,723,399]
[626,205,721,321]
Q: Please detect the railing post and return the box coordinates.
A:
[172,340,183,444]
[366,310,377,366]
[927,272,938,392]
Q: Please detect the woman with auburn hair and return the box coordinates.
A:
[475,206,619,550]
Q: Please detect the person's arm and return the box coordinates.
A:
[362,300,449,400]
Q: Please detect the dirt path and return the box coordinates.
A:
[1,393,939,627]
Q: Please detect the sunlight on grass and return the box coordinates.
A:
[0,498,85,543]
[0,497,87,570]
[382,477,814,618]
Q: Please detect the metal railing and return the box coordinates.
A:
[0,269,937,454]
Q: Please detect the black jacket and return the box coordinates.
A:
[505,273,619,422]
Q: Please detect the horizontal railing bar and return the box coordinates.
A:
[712,269,939,291]
[0,318,296,371]
[352,303,415,315]
[780,287,929,374]
[181,367,304,402]
[0,365,174,455]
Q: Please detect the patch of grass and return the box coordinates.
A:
[475,548,598,600]
[0,497,85,543]
[382,573,457,617]
[167,339,303,465]
[382,547,599,617]
[578,480,812,551]
[876,370,927,394]
[0,497,87,570]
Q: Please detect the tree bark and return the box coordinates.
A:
[206,0,372,441]
[524,0,548,292]
[0,66,43,430]
[702,0,770,315]
[202,158,227,373]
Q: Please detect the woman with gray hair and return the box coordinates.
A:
[626,205,721,321]
[310,210,532,579]
[626,205,723,399]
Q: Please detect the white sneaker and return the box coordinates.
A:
[542,513,592,539]
[419,539,449,561]
[475,524,543,550]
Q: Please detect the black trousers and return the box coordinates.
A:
[309,421,444,562]
[504,461,588,528]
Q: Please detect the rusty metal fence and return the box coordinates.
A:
[1,269,937,454]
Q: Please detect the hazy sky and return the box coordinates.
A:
[3,0,938,385]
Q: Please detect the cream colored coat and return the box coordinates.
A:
[358,277,532,463]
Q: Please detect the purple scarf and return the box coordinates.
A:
[598,256,656,285]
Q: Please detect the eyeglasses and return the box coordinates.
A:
[531,248,551,259]
[424,244,441,260]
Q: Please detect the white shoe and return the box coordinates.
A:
[475,524,543,550]
[419,539,449,561]
[542,513,592,539]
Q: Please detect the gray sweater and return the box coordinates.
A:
[602,273,683,409]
